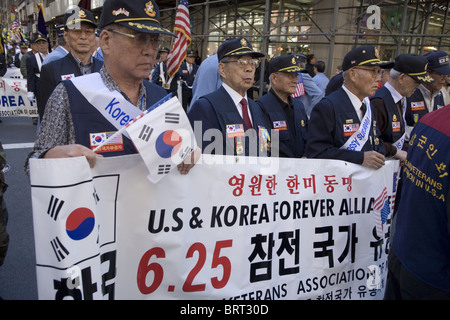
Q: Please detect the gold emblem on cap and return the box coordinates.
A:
[79,10,86,18]
[240,38,247,47]
[291,57,296,65]
[145,1,156,17]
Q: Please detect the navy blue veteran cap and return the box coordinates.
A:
[32,32,47,43]
[424,50,450,75]
[393,54,434,84]
[99,0,175,36]
[342,45,393,71]
[158,47,170,53]
[217,37,264,61]
[269,54,302,75]
[64,7,97,28]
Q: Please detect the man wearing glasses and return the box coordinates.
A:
[25,0,195,176]
[306,45,387,169]
[405,50,450,137]
[38,7,102,121]
[188,37,271,156]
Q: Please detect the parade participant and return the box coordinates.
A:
[405,50,450,135]
[25,0,195,176]
[371,54,434,161]
[38,7,102,120]
[152,47,179,95]
[42,24,70,66]
[306,45,387,169]
[312,60,329,93]
[178,49,198,111]
[189,53,221,109]
[26,32,48,106]
[384,105,450,300]
[257,54,308,158]
[188,37,271,156]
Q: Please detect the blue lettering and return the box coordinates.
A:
[105,98,120,113]
[120,115,130,126]
[1,96,8,106]
[18,96,25,107]
[8,96,17,107]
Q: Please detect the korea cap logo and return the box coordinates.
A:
[144,0,157,17]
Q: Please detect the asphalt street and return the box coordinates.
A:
[0,116,39,300]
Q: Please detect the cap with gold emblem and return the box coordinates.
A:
[217,37,265,61]
[393,54,434,84]
[424,50,450,75]
[342,45,394,71]
[64,7,98,28]
[99,0,175,36]
[268,54,302,74]
[31,32,47,44]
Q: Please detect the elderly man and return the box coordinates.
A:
[306,45,387,169]
[188,37,271,156]
[371,54,434,161]
[25,0,195,175]
[257,54,308,158]
[405,50,450,135]
[38,7,102,121]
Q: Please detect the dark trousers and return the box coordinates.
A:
[384,250,450,300]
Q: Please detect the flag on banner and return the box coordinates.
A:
[125,97,197,183]
[37,3,52,52]
[12,11,24,42]
[291,73,305,98]
[167,0,191,78]
[373,186,389,237]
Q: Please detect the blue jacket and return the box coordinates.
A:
[188,86,271,156]
[406,87,445,127]
[257,89,308,158]
[306,87,385,164]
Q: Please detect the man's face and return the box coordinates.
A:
[159,52,169,62]
[425,70,447,92]
[102,26,160,81]
[349,65,382,98]
[270,72,299,96]
[219,55,258,95]
[35,40,48,54]
[186,56,195,64]
[398,74,421,98]
[65,22,96,55]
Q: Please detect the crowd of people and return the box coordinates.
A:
[0,0,449,300]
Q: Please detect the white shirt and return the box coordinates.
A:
[342,84,365,121]
[222,82,253,125]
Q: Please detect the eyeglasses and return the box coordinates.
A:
[353,66,382,78]
[222,58,260,68]
[108,29,161,49]
[68,28,96,37]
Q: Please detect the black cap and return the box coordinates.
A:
[186,49,195,57]
[158,47,170,53]
[342,45,392,71]
[393,54,434,84]
[56,24,65,37]
[424,50,450,75]
[268,54,301,74]
[217,37,264,61]
[99,0,175,36]
[32,32,47,44]
[64,7,97,28]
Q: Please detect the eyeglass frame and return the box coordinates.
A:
[107,28,161,49]
[352,66,383,78]
[220,57,261,68]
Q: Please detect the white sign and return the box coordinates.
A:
[0,77,38,117]
[30,155,399,300]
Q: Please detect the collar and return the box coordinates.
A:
[342,84,364,113]
[384,81,403,104]
[222,82,248,106]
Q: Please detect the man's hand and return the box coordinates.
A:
[362,151,385,169]
[177,148,201,175]
[394,149,407,162]
[43,144,103,168]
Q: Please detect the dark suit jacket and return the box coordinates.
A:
[188,86,271,156]
[38,53,103,119]
[306,87,385,165]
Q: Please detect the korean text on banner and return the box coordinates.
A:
[30,155,399,300]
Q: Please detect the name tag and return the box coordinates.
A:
[226,124,245,138]
[273,120,288,131]
[411,101,425,111]
[90,132,124,153]
[392,121,401,132]
[343,123,359,137]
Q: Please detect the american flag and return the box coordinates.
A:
[373,187,389,237]
[291,73,305,98]
[167,0,191,78]
[11,12,24,42]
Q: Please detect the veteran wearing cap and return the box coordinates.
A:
[26,0,196,175]
[152,47,179,94]
[26,32,49,109]
[371,54,433,161]
[43,24,70,66]
[405,50,450,134]
[38,7,102,121]
[257,54,308,158]
[188,37,271,156]
[178,49,199,111]
[306,45,387,168]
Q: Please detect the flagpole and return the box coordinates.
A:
[93,93,173,153]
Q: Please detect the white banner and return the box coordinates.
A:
[0,76,38,117]
[30,155,399,300]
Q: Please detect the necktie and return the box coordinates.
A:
[188,64,192,73]
[241,98,252,129]
[360,102,367,120]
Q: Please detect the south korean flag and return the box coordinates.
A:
[126,97,197,183]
